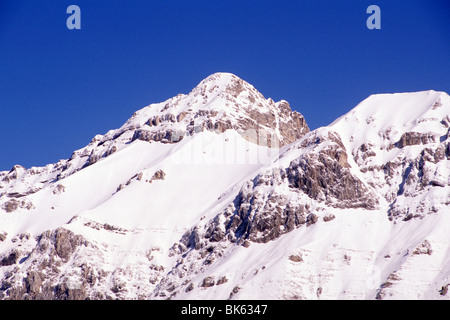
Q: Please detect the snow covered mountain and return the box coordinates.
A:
[0,73,449,300]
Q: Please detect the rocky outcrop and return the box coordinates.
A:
[287,131,378,210]
[129,73,309,148]
[0,228,92,300]
[0,249,19,266]
[396,132,437,148]
[151,170,166,182]
[51,228,88,262]
[412,240,433,256]
[1,199,34,213]
[132,128,185,144]
[206,187,308,244]
[1,165,26,183]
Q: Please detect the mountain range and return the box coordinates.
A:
[0,72,449,300]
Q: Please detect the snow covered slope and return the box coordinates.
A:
[329,90,450,221]
[0,75,449,300]
[155,90,450,300]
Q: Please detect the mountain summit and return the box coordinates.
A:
[0,75,449,300]
[122,72,309,147]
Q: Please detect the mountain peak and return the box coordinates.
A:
[198,72,240,84]
[193,72,259,98]
[42,73,309,181]
[329,89,450,150]
[103,73,310,148]
[195,72,246,88]
[188,72,267,107]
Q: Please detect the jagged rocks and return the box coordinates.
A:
[439,284,449,296]
[201,276,215,288]
[184,131,378,247]
[1,165,26,183]
[185,282,194,293]
[2,200,19,213]
[86,150,100,167]
[216,276,228,285]
[132,129,184,144]
[288,254,303,263]
[177,112,187,122]
[50,228,88,262]
[54,281,87,300]
[104,145,117,157]
[0,228,93,300]
[180,227,201,250]
[277,100,309,144]
[151,170,166,182]
[24,271,43,294]
[82,219,128,235]
[116,169,166,192]
[228,285,241,299]
[323,214,336,222]
[412,240,433,256]
[0,249,19,266]
[201,176,308,244]
[397,132,437,148]
[306,213,318,226]
[52,184,66,195]
[287,133,378,210]
[1,199,34,213]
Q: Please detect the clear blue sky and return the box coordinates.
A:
[1,0,449,170]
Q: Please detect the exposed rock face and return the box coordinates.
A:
[0,228,92,300]
[151,170,166,181]
[396,132,437,148]
[129,73,309,148]
[412,240,433,256]
[51,228,88,262]
[286,133,377,210]
[0,250,19,266]
[1,199,34,213]
[0,221,170,300]
[201,276,215,288]
[204,175,308,244]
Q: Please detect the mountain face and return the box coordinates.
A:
[0,73,449,300]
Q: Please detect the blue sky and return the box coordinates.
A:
[0,0,449,170]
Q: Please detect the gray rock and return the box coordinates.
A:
[201,276,215,288]
[0,249,19,266]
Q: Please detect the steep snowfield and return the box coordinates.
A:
[169,208,450,300]
[330,90,449,162]
[0,74,449,300]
